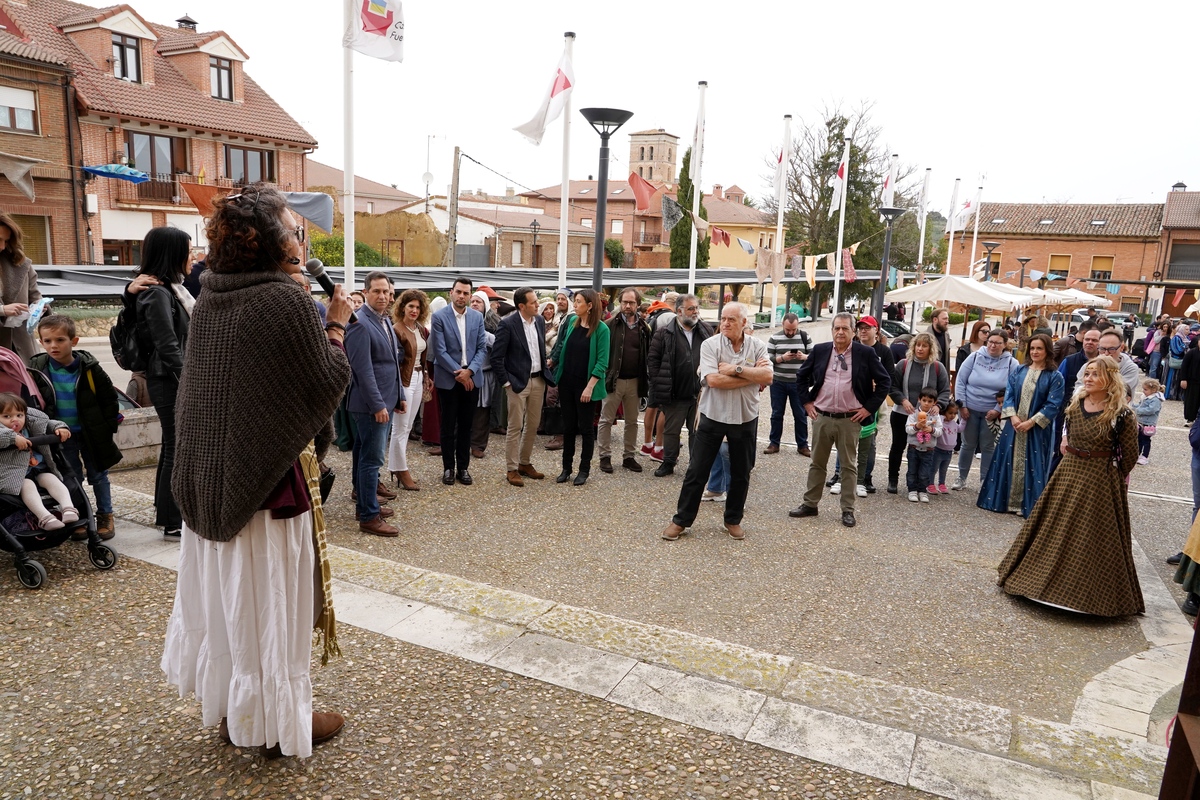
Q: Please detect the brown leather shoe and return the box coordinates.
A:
[359,516,399,537]
[376,481,397,500]
[544,436,564,451]
[377,506,395,518]
[725,522,746,540]
[428,446,442,456]
[312,711,345,745]
[798,446,812,457]
[763,444,780,454]
[518,463,545,479]
[507,470,524,487]
[471,447,486,459]
[661,522,685,541]
[95,512,115,541]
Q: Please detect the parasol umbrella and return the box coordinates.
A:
[82,164,150,184]
[884,274,1027,311]
[1053,287,1112,308]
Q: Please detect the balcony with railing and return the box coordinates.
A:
[114,173,281,208]
[635,232,661,247]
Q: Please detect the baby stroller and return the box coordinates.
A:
[0,351,116,589]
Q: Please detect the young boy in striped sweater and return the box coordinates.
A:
[29,315,123,540]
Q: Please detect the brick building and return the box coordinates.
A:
[1158,188,1200,317]
[2,0,316,265]
[0,4,85,263]
[628,128,678,183]
[520,179,639,253]
[946,202,1163,313]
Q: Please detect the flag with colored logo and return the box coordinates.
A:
[514,47,574,145]
[952,195,974,229]
[344,0,404,62]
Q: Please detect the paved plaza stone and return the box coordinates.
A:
[6,322,1188,798]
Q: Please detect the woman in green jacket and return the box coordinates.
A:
[550,289,609,485]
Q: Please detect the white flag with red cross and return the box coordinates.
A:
[514,49,574,145]
[827,138,850,219]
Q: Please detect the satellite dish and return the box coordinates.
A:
[422,172,434,185]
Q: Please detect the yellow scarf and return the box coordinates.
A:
[299,442,339,665]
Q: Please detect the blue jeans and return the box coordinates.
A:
[351,412,391,521]
[1149,351,1163,382]
[62,437,111,514]
[958,409,998,482]
[932,448,954,486]
[768,381,808,448]
[906,446,934,491]
[706,441,731,493]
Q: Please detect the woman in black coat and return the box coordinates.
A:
[129,227,192,539]
[1181,337,1200,424]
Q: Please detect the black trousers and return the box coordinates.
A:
[148,377,181,532]
[887,411,908,486]
[438,382,478,472]
[673,415,756,527]
[559,377,598,472]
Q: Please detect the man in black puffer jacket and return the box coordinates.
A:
[645,294,713,477]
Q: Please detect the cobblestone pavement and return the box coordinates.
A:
[0,553,934,800]
[112,403,1191,724]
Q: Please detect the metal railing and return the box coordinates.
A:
[115,174,272,206]
[636,233,661,245]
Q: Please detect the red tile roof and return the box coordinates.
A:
[958,202,1163,238]
[1163,192,1200,229]
[0,28,66,65]
[454,206,592,236]
[701,195,774,227]
[522,180,637,202]
[56,3,135,27]
[6,0,315,146]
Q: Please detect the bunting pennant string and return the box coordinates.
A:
[736,237,755,255]
[791,255,803,281]
[627,171,657,212]
[688,211,709,236]
[1106,283,1120,295]
[842,248,856,284]
[755,249,786,285]
[888,267,897,290]
[661,196,684,233]
[709,226,731,247]
[1175,288,1187,306]
[1067,278,1079,287]
[825,252,837,274]
[803,255,816,289]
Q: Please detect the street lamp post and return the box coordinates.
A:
[529,218,540,269]
[981,241,1001,281]
[423,134,437,215]
[580,107,634,292]
[1016,256,1032,287]
[871,206,905,321]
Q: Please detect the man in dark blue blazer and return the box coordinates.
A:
[491,286,550,487]
[429,276,489,485]
[345,271,405,536]
[789,312,891,528]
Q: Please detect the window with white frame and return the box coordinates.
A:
[581,218,592,228]
[581,243,589,264]
[0,86,37,133]
[611,218,623,235]
[512,240,523,265]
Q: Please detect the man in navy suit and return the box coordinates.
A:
[429,276,489,486]
[789,312,890,528]
[491,286,549,487]
[345,271,405,537]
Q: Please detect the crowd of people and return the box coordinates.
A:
[4,192,1196,759]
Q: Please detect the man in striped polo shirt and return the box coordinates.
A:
[764,313,811,457]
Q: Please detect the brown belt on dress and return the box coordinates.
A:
[1064,445,1112,459]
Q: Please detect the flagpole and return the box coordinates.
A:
[969,184,983,278]
[557,32,575,290]
[831,136,850,315]
[687,81,707,297]
[771,114,790,328]
[342,1,356,289]
[944,178,960,276]
[913,167,931,322]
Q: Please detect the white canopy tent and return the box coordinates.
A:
[1052,287,1113,308]
[884,275,1031,312]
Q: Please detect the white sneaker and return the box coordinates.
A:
[855,484,867,498]
[919,492,930,503]
[702,490,727,502]
[950,477,965,491]
[1137,455,1149,465]
[830,482,842,495]
[907,491,919,502]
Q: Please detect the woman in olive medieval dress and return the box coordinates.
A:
[997,355,1142,617]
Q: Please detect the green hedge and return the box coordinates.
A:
[921,307,983,324]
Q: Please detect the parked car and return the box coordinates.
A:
[1049,310,1089,326]
[880,319,913,339]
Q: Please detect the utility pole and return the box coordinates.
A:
[445,146,461,268]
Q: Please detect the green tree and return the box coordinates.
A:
[670,148,710,271]
[604,238,625,268]
[309,233,392,267]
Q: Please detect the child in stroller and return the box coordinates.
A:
[0,392,77,530]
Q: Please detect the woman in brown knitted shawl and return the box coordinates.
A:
[160,184,352,758]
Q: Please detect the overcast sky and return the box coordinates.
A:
[135,0,1199,213]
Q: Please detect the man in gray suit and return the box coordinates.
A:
[429,276,489,486]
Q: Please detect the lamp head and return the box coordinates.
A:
[878,206,905,223]
[981,240,1001,253]
[1016,256,1032,267]
[529,218,540,231]
[580,107,634,138]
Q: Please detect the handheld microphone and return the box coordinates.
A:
[305,258,357,323]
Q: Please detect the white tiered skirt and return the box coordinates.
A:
[161,510,316,757]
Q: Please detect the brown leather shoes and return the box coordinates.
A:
[507,470,524,487]
[471,447,486,459]
[376,481,397,500]
[661,522,685,541]
[377,506,395,518]
[725,522,746,540]
[763,444,780,454]
[798,446,812,457]
[359,516,399,537]
[544,436,564,451]
[312,711,345,744]
[518,463,545,479]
